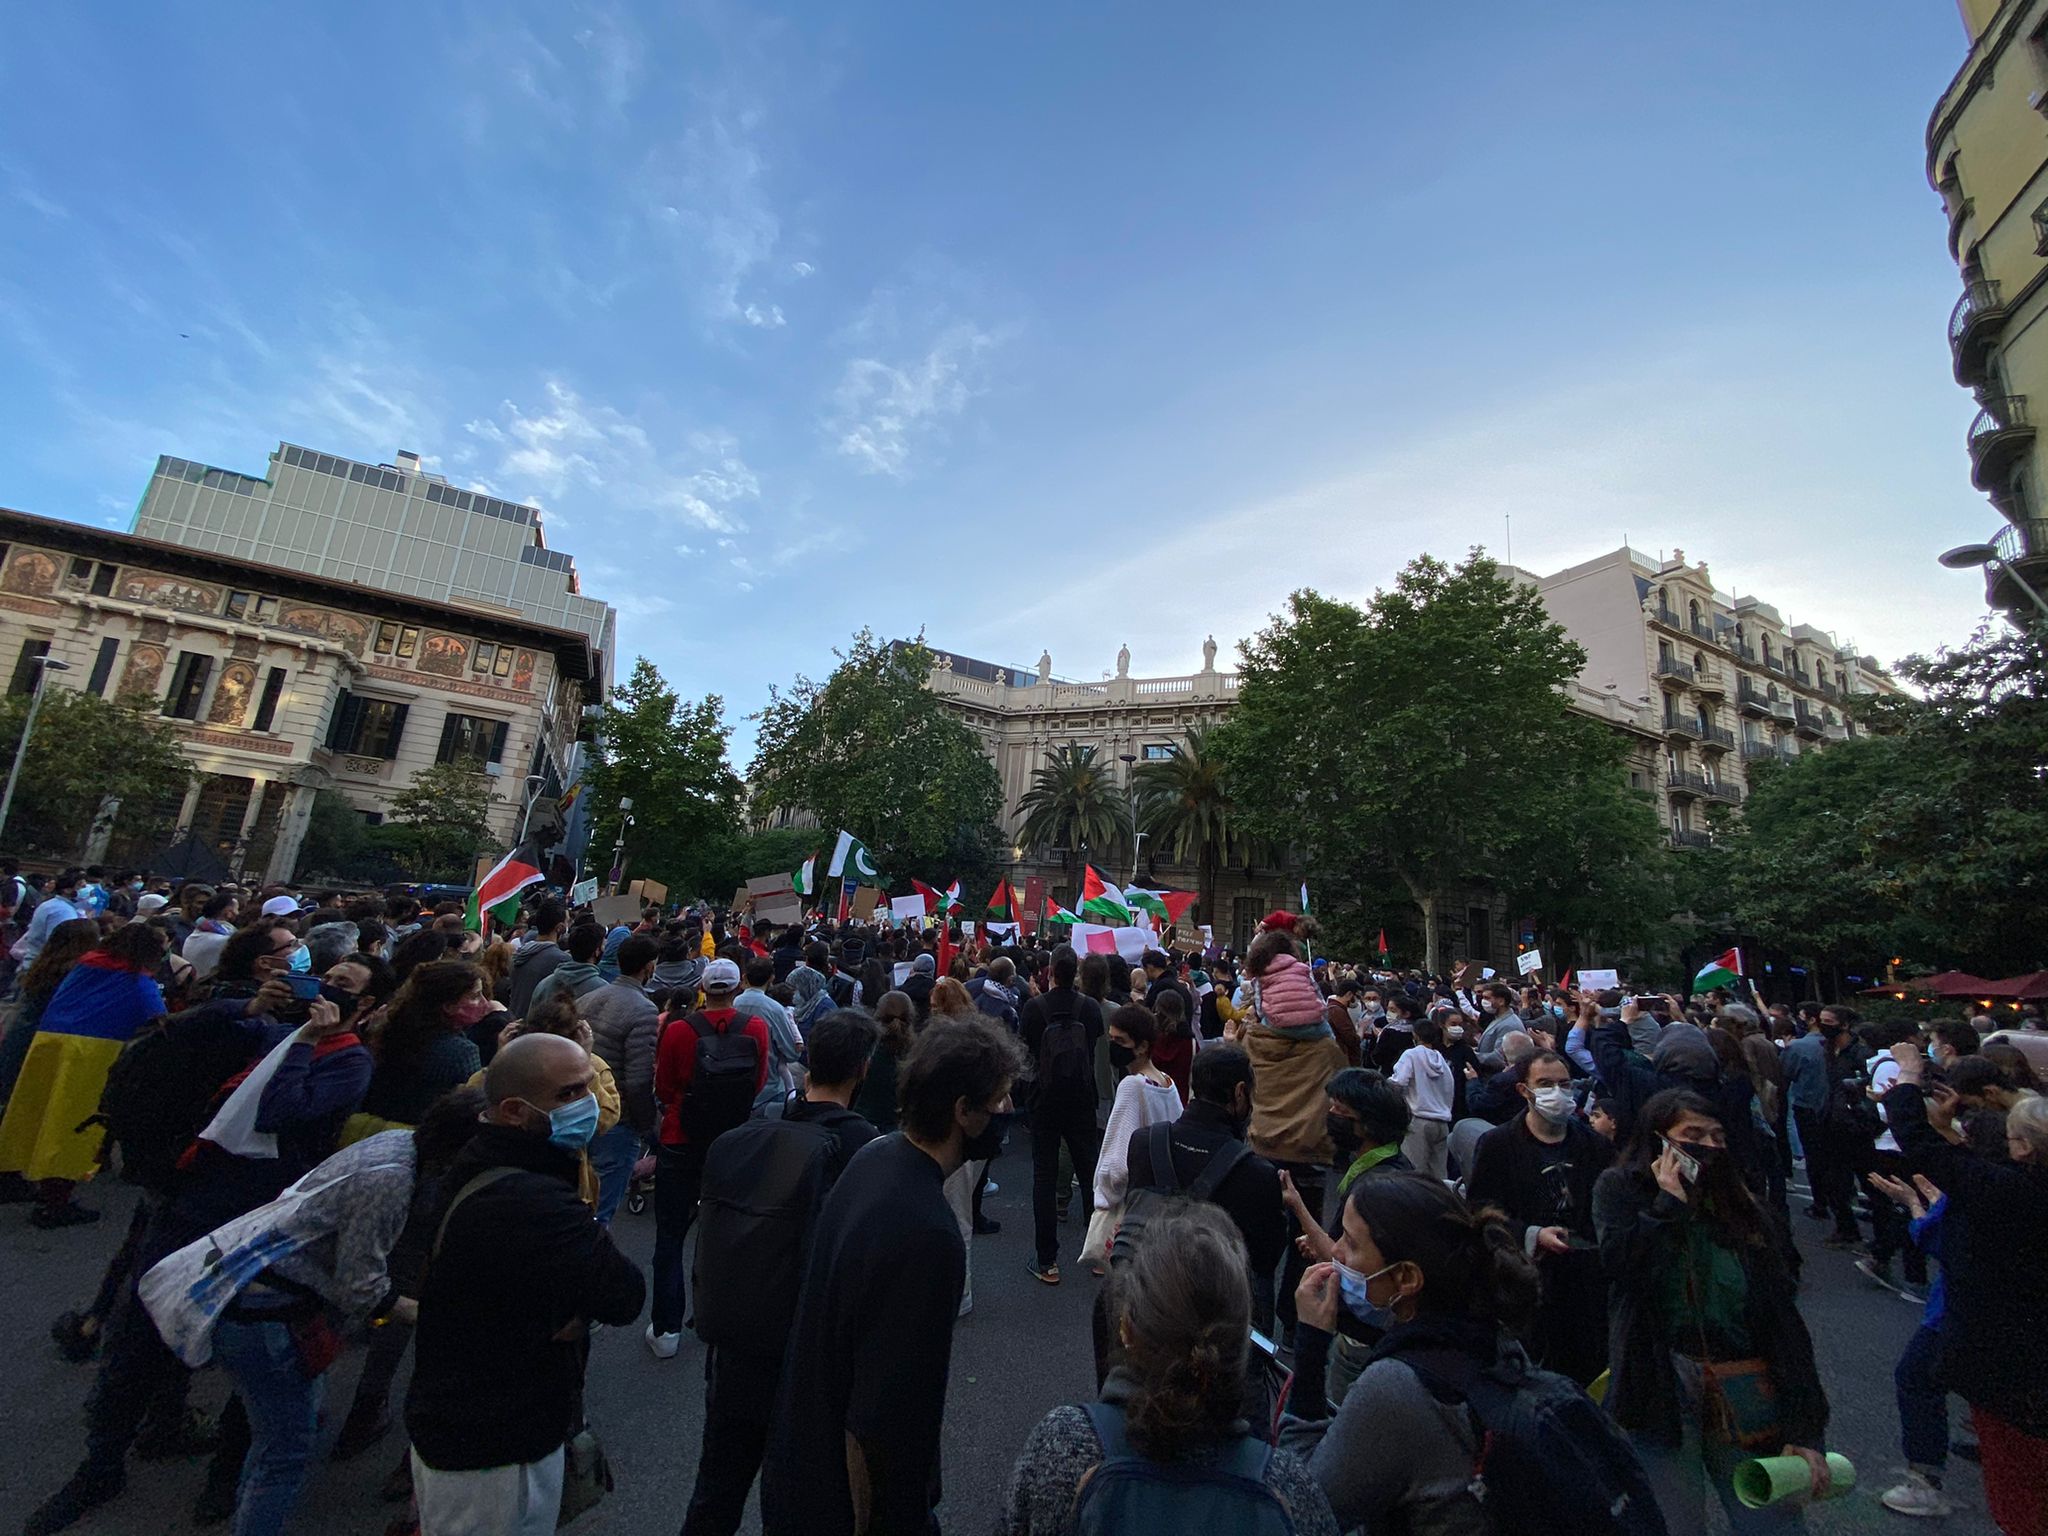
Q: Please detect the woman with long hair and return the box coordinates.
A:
[928,976,977,1021]
[0,922,168,1227]
[1001,1202,1338,1536]
[353,961,486,1132]
[1594,1088,1829,1533]
[1080,1004,1182,1276]
[0,915,99,1108]
[852,990,915,1132]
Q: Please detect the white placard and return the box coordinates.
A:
[893,962,914,987]
[985,921,1019,939]
[890,895,927,923]
[569,878,598,906]
[1516,948,1543,976]
[1578,967,1620,992]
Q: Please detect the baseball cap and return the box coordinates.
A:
[701,958,742,992]
[260,895,300,918]
[912,953,936,975]
[136,893,169,915]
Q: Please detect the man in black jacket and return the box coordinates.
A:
[1020,945,1104,1283]
[405,1034,646,1535]
[1465,1048,1614,1384]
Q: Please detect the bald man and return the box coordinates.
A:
[406,1033,644,1535]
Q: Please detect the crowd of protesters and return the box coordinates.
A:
[0,861,2043,1536]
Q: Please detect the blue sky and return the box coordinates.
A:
[0,1,1996,760]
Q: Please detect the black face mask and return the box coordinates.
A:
[962,1109,1009,1163]
[317,982,361,1017]
[1326,1114,1364,1154]
[1108,1042,1136,1072]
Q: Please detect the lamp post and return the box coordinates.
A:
[0,655,71,842]
[607,796,634,893]
[514,774,547,846]
[1118,751,1144,885]
[1939,539,2048,624]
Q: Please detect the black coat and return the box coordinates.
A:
[1465,1114,1613,1242]
[1592,1166,1826,1450]
[1125,1099,1286,1322]
[1889,1081,2048,1435]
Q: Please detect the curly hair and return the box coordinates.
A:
[1345,1172,1541,1330]
[1112,1201,1251,1457]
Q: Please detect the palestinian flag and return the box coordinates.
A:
[467,840,545,934]
[1079,865,1132,923]
[1124,885,1198,926]
[1691,948,1742,994]
[938,879,961,912]
[986,880,1019,921]
[911,878,949,916]
[1376,928,1389,957]
[828,830,879,881]
[1043,896,1077,924]
[792,855,816,896]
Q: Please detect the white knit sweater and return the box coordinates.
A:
[1093,1074,1184,1211]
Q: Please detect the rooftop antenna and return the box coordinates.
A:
[1504,513,1511,566]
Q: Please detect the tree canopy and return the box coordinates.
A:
[1134,725,1252,924]
[1018,743,1131,873]
[1213,552,1668,970]
[749,631,1004,890]
[382,762,501,880]
[0,687,191,862]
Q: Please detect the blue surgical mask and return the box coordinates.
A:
[1334,1259,1405,1331]
[286,944,311,974]
[529,1092,600,1151]
[1548,1003,1566,1020]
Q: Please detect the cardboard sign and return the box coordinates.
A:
[1578,967,1620,992]
[569,878,599,907]
[729,886,751,914]
[852,887,880,920]
[1517,948,1543,977]
[755,897,804,926]
[591,894,642,927]
[627,879,668,906]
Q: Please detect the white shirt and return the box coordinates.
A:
[1094,1074,1183,1211]
[1391,1044,1456,1122]
[1871,1055,1902,1154]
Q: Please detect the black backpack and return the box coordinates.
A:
[691,1114,839,1347]
[1389,1340,1669,1536]
[1109,1122,1253,1269]
[91,1005,262,1192]
[1037,992,1092,1093]
[676,1013,763,1146]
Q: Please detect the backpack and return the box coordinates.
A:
[971,978,1019,1033]
[1037,992,1092,1092]
[676,1012,763,1146]
[795,986,834,1037]
[93,1006,263,1192]
[1072,1402,1295,1536]
[691,1114,840,1347]
[1389,1340,1669,1536]
[1824,1066,1883,1145]
[1109,1122,1253,1269]
[826,972,856,1010]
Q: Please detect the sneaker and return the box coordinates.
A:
[1027,1260,1061,1285]
[25,1465,125,1536]
[644,1323,681,1359]
[957,1294,973,1318]
[972,1214,1002,1236]
[984,1179,999,1195]
[48,1309,99,1363]
[29,1202,101,1230]
[136,1405,221,1460]
[1879,1471,1952,1517]
[1897,1279,1929,1307]
[1855,1255,1895,1289]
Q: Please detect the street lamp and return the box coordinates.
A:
[1939,540,2048,624]
[514,774,547,846]
[0,655,71,841]
[1118,751,1143,884]
[608,796,634,893]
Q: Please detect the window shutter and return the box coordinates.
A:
[382,701,409,759]
[436,711,459,764]
[488,720,509,764]
[325,689,356,751]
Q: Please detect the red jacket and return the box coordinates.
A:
[653,1007,771,1148]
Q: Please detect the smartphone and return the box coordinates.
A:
[1658,1135,1700,1186]
[1247,1326,1280,1363]
[284,973,324,1001]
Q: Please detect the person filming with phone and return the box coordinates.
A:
[1593,1089,1830,1533]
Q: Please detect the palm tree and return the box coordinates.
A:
[1133,725,1248,924]
[1016,744,1129,880]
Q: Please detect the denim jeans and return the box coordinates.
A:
[1894,1321,1948,1471]
[651,1142,705,1335]
[211,1317,325,1536]
[1632,1359,1805,1536]
[589,1123,640,1227]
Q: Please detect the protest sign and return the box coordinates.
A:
[890,894,927,923]
[1578,967,1620,992]
[1516,948,1543,976]
[893,962,914,987]
[852,887,880,919]
[591,894,642,927]
[986,921,1019,940]
[569,878,598,907]
[627,879,668,906]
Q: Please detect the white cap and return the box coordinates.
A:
[136,893,169,914]
[701,958,742,991]
[260,895,300,918]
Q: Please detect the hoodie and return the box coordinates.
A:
[506,938,567,1018]
[1389,1043,1454,1123]
[1249,952,1331,1035]
[529,959,605,1015]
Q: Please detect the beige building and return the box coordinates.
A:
[1503,546,1898,848]
[1928,0,2048,611]
[0,507,597,882]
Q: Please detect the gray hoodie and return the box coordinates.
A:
[529,959,605,1015]
[507,938,567,1018]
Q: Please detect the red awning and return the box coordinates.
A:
[1914,971,2000,996]
[1977,971,2048,1000]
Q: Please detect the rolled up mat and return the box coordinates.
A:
[1732,1452,1856,1509]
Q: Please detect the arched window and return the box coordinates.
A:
[1693,651,1705,671]
[1688,599,1701,628]
[1761,635,1774,665]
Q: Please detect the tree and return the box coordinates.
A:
[0,687,191,861]
[749,632,1004,889]
[1017,743,1131,879]
[1719,619,2048,977]
[584,657,746,898]
[382,762,500,880]
[1133,725,1250,923]
[1214,552,1668,972]
[294,789,376,880]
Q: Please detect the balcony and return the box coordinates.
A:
[1763,654,1788,677]
[1704,780,1743,805]
[1689,619,1719,644]
[1825,721,1850,742]
[1654,657,1695,686]
[1793,703,1826,738]
[1651,603,1685,632]
[1731,642,1757,664]
[1736,681,1772,717]
[1968,395,2034,492]
[1985,518,2048,616]
[1949,279,2009,387]
[1740,739,1781,763]
[1667,769,1707,799]
[1768,695,1796,724]
[1670,829,1716,851]
[1662,713,1703,742]
[1699,724,1736,751]
[1692,664,1725,696]
[1818,678,1839,701]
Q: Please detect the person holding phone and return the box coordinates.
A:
[1593,1089,1829,1533]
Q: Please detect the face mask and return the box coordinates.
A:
[286,944,312,974]
[317,982,361,1017]
[961,1108,1009,1163]
[1529,1085,1575,1125]
[1681,1142,1725,1181]
[1447,1025,1466,1042]
[1334,1259,1404,1332]
[1326,1114,1364,1153]
[528,1092,600,1151]
[447,995,494,1027]
[1108,1042,1135,1072]
[1347,1001,1366,1024]
[1548,1003,1566,1020]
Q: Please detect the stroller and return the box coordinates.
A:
[625,1140,658,1216]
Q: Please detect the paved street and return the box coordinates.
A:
[0,1155,2002,1536]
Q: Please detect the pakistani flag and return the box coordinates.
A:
[1079,865,1133,923]
[467,839,545,934]
[1124,884,1198,926]
[1692,947,1743,994]
[1300,881,1311,915]
[827,830,880,882]
[791,855,816,897]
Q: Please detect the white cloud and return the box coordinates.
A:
[638,111,788,329]
[830,322,999,477]
[790,261,815,278]
[741,302,786,329]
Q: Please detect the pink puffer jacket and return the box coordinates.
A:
[1251,953,1327,1030]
